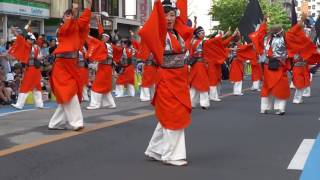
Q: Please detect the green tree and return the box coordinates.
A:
[209,0,291,31]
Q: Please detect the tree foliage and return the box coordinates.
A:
[209,0,291,31]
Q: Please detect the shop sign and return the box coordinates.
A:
[0,0,50,18]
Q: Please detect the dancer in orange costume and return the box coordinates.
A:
[48,0,92,130]
[86,16,116,109]
[139,0,194,166]
[205,31,237,101]
[189,26,210,109]
[114,39,136,98]
[250,15,317,115]
[9,25,44,110]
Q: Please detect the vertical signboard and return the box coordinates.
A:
[139,0,148,24]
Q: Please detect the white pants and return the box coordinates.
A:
[190,87,210,108]
[209,86,220,100]
[13,90,43,109]
[115,84,135,97]
[145,123,186,161]
[261,96,286,112]
[140,85,155,102]
[293,88,304,104]
[251,80,261,90]
[82,86,89,101]
[89,91,116,108]
[233,81,243,95]
[290,81,295,89]
[303,87,311,97]
[48,95,83,129]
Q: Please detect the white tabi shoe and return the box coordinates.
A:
[234,93,244,96]
[260,110,269,114]
[275,110,285,116]
[11,104,22,110]
[145,152,161,161]
[72,126,84,131]
[103,105,117,109]
[292,100,303,104]
[48,126,68,130]
[201,106,209,110]
[210,98,221,102]
[163,160,188,166]
[86,106,101,110]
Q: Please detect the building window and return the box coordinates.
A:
[107,0,119,16]
[125,0,137,19]
[101,0,107,12]
[90,0,99,12]
[312,5,315,9]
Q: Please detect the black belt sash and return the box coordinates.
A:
[55,52,79,59]
[161,53,186,69]
[101,58,113,65]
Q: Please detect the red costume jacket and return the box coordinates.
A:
[139,0,193,130]
[9,35,42,93]
[50,8,91,104]
[189,38,210,92]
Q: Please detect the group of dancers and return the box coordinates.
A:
[6,0,320,166]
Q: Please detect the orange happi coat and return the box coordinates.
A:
[203,36,231,86]
[50,8,91,104]
[189,38,209,92]
[86,36,113,94]
[229,44,257,82]
[141,54,158,88]
[250,55,263,81]
[286,26,319,90]
[78,50,89,87]
[229,58,244,82]
[248,31,264,82]
[115,47,135,85]
[135,42,158,88]
[292,63,310,89]
[291,55,318,90]
[9,35,42,93]
[139,0,193,130]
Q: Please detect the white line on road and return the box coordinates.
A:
[287,139,315,170]
[0,109,36,117]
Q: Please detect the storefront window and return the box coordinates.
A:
[125,0,137,20]
[0,16,3,40]
[7,16,40,40]
[107,0,119,16]
[91,0,99,12]
[101,0,107,12]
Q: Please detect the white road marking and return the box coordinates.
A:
[288,139,315,170]
[0,109,36,117]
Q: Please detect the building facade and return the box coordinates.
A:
[0,0,50,41]
[296,0,320,20]
[45,0,152,40]
[0,0,152,41]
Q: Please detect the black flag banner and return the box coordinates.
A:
[291,0,298,26]
[238,0,263,43]
[315,16,320,43]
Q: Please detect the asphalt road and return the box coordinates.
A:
[0,77,319,180]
